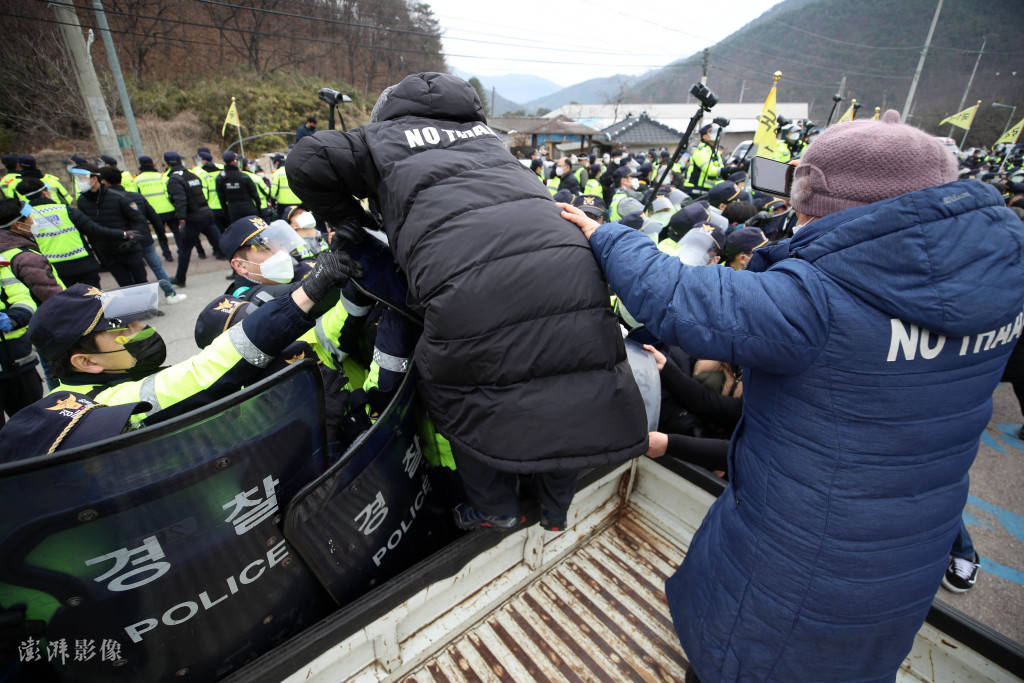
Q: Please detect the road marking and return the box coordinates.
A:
[964,494,1024,587]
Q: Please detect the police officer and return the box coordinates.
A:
[609,166,642,222]
[12,155,73,205]
[165,152,216,287]
[26,248,362,425]
[683,124,724,196]
[241,157,274,220]
[73,164,148,286]
[216,151,260,223]
[0,196,64,303]
[134,155,177,262]
[194,148,225,246]
[0,154,20,198]
[17,177,132,288]
[97,168,186,305]
[270,154,302,219]
[0,202,42,424]
[221,216,305,299]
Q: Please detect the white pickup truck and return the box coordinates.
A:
[3,362,1021,682]
[229,456,1024,683]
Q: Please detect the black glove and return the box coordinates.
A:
[301,249,364,303]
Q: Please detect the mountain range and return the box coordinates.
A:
[454,0,1023,144]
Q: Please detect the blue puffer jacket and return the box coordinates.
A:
[589,179,1024,682]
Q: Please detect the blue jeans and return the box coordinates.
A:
[951,519,976,560]
[141,243,175,296]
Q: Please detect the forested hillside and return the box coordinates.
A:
[623,0,1023,145]
[0,0,447,151]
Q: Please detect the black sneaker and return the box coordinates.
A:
[540,509,567,532]
[169,278,186,288]
[453,504,524,531]
[942,553,980,593]
[163,252,174,262]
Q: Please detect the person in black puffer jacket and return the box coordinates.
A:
[287,72,648,531]
[73,164,147,286]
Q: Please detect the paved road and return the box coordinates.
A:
[939,382,1024,646]
[102,249,1024,648]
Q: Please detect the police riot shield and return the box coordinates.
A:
[284,367,458,605]
[0,361,333,682]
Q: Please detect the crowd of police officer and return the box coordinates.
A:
[0,145,386,445]
[0,115,1021,461]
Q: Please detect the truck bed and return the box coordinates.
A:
[279,459,1022,683]
[403,507,689,682]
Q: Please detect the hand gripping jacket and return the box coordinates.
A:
[287,72,648,473]
[590,180,1024,682]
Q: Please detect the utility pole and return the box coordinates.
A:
[738,79,746,104]
[50,1,122,163]
[701,48,709,86]
[949,36,985,137]
[838,75,847,102]
[93,0,145,160]
[902,0,943,122]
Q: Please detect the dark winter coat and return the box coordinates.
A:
[215,167,259,222]
[590,179,1024,681]
[287,71,648,472]
[75,185,145,260]
[0,229,63,303]
[166,165,212,220]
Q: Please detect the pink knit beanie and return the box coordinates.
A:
[791,109,958,217]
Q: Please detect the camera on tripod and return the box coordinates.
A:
[318,88,352,107]
[690,82,718,111]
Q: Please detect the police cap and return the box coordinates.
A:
[614,166,637,181]
[619,211,644,230]
[163,151,181,165]
[553,189,574,204]
[219,216,270,259]
[572,194,607,219]
[29,284,119,365]
[194,295,258,349]
[100,154,118,166]
[0,392,147,463]
[198,151,213,162]
[2,154,19,170]
[18,154,36,168]
[223,150,238,164]
[707,181,741,207]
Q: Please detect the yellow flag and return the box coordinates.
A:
[939,102,979,130]
[837,100,856,123]
[753,83,779,160]
[222,98,240,136]
[995,118,1023,145]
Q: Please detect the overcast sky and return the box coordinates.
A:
[427,0,787,86]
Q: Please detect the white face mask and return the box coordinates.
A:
[293,211,317,230]
[629,178,640,190]
[75,178,92,192]
[244,250,294,284]
[555,166,566,177]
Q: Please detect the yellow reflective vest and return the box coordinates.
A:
[271,167,302,206]
[134,170,174,214]
[30,203,91,264]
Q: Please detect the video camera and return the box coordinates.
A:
[690,83,718,111]
[318,88,352,107]
[318,88,352,131]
